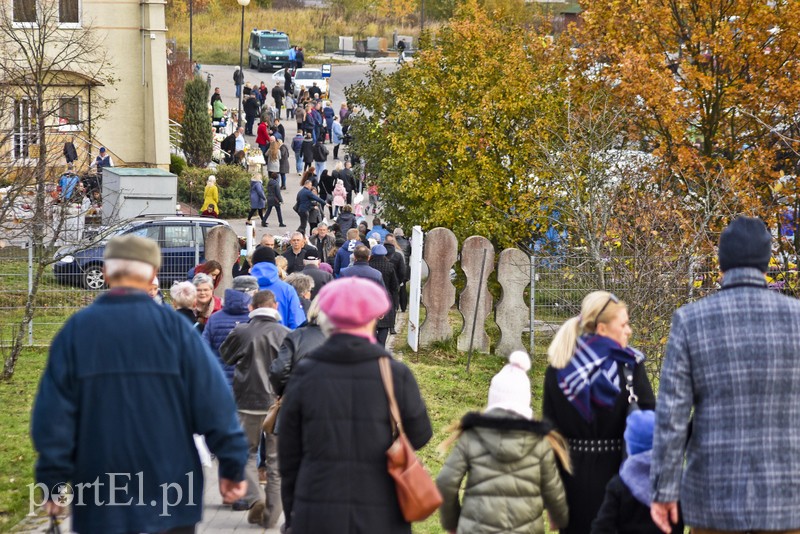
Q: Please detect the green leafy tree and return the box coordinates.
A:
[181,77,213,168]
[345,0,570,248]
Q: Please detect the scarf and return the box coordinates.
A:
[557,334,644,422]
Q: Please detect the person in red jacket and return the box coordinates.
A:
[256,120,270,157]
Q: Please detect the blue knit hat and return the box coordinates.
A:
[624,410,655,456]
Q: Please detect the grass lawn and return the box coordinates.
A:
[167,7,422,65]
[0,347,47,531]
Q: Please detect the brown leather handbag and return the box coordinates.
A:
[262,397,282,434]
[378,357,442,522]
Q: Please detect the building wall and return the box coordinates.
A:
[87,0,170,168]
[2,0,170,171]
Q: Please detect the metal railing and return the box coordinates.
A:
[169,119,183,155]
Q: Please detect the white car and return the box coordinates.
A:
[272,68,329,97]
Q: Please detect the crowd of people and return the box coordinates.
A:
[30,183,800,534]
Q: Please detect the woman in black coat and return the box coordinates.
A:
[264,173,285,227]
[268,299,327,397]
[368,246,398,347]
[278,277,432,534]
[542,291,655,534]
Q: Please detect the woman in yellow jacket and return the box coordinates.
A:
[201,175,219,216]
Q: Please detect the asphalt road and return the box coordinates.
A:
[199,60,396,241]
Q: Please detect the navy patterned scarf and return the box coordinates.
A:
[556,334,644,422]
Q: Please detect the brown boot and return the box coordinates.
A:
[247,500,266,525]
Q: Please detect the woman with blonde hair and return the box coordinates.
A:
[542,291,655,534]
[266,136,281,175]
[200,175,219,215]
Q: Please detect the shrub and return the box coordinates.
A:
[178,167,212,207]
[215,165,253,218]
[170,154,188,176]
[181,77,213,167]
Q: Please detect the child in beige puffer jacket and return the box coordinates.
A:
[436,351,570,534]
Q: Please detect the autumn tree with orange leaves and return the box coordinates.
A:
[574,0,800,248]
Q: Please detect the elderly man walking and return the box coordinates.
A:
[31,235,248,533]
[651,216,800,534]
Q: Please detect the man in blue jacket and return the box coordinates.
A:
[31,235,248,533]
[249,246,306,329]
[202,275,259,387]
[333,228,361,277]
[339,245,385,287]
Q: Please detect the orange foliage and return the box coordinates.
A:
[168,51,193,123]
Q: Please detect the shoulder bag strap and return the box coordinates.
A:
[379,357,404,437]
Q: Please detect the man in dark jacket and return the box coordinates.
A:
[278,277,432,533]
[310,223,336,263]
[368,244,399,346]
[340,245,385,287]
[32,235,248,532]
[295,180,325,235]
[312,139,329,181]
[283,231,318,274]
[302,253,333,299]
[220,290,289,528]
[271,82,285,116]
[243,94,260,135]
[202,275,258,387]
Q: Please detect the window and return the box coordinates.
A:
[58,97,81,130]
[128,225,161,241]
[59,0,79,24]
[13,99,38,160]
[13,0,36,23]
[163,225,194,248]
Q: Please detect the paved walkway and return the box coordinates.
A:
[16,464,282,533]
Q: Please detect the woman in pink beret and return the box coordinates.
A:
[277,277,433,533]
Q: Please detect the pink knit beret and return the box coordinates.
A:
[317,277,391,329]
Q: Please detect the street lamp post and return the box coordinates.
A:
[237,0,250,128]
[189,0,193,63]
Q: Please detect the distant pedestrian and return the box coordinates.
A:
[437,351,570,534]
[265,173,286,228]
[331,116,344,160]
[323,101,335,142]
[278,276,433,534]
[296,47,305,68]
[32,235,248,533]
[201,175,219,215]
[332,178,346,218]
[233,66,244,98]
[247,175,267,227]
[397,38,406,64]
[291,131,304,175]
[272,82,285,116]
[284,93,295,120]
[302,132,314,172]
[295,179,325,236]
[256,119,269,156]
[278,136,290,190]
[312,139,329,182]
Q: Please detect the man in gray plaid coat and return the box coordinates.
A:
[651,216,800,534]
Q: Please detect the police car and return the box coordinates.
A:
[248,29,291,72]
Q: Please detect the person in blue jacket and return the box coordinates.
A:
[249,246,306,329]
[202,275,259,387]
[31,234,248,534]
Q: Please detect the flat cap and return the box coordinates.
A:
[104,234,161,269]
